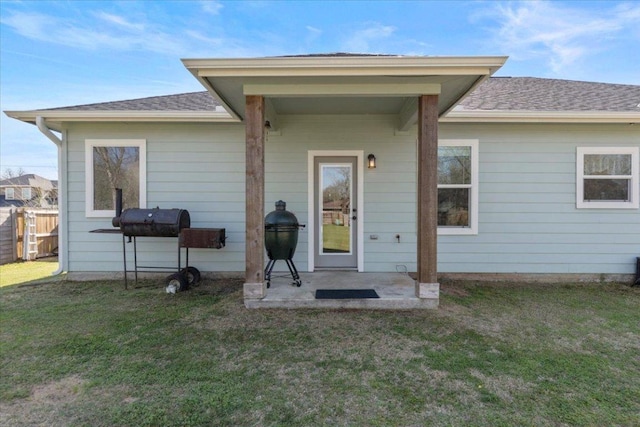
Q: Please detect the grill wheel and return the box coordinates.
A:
[166,272,188,293]
[181,267,201,286]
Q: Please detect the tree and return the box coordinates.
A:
[92,146,140,210]
[2,167,26,180]
[322,166,350,213]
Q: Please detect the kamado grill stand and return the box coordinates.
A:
[93,189,225,292]
[264,200,305,288]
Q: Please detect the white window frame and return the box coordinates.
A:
[85,139,147,217]
[5,188,15,200]
[437,139,479,236]
[576,147,639,209]
[21,188,32,200]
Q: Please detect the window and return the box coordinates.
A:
[85,139,146,217]
[21,188,32,200]
[5,188,15,200]
[577,147,638,209]
[437,140,479,235]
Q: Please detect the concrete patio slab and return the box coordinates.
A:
[244,271,439,310]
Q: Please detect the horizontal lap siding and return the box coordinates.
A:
[439,123,640,275]
[66,123,246,273]
[64,119,638,276]
[269,115,417,272]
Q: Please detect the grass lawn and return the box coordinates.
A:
[0,258,59,288]
[1,277,639,426]
[322,223,350,252]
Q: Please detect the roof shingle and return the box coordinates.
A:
[38,77,640,113]
[457,77,640,112]
[49,91,220,112]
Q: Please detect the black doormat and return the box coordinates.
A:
[315,289,380,299]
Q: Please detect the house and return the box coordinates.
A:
[4,54,640,308]
[0,174,58,208]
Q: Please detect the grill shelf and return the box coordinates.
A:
[91,227,225,290]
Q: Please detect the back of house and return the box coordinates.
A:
[5,55,640,306]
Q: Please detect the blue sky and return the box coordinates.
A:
[1,0,639,180]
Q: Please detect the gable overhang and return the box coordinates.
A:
[182,55,508,130]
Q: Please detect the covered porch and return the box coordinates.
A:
[183,55,506,308]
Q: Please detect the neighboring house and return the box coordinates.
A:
[0,174,58,208]
[4,54,640,307]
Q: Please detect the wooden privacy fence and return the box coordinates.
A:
[0,208,58,265]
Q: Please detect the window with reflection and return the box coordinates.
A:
[577,147,638,209]
[85,139,146,217]
[437,140,478,235]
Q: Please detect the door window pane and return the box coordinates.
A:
[321,165,351,254]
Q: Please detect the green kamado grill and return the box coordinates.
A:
[264,200,305,288]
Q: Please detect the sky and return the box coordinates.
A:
[1,0,639,181]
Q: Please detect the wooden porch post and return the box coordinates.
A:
[416,94,440,301]
[243,95,266,299]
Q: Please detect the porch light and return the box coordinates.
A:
[367,154,376,169]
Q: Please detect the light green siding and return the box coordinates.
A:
[63,119,639,276]
[66,122,246,273]
[439,122,640,274]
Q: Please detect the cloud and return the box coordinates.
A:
[94,11,145,31]
[185,30,225,46]
[342,22,396,53]
[200,1,223,15]
[1,10,186,55]
[478,1,640,73]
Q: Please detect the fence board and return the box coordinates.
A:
[0,208,17,265]
[12,209,58,262]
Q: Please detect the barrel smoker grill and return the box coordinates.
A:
[110,189,225,291]
[264,200,305,288]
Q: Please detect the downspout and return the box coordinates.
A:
[36,116,67,276]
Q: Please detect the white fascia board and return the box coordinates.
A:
[183,56,508,77]
[442,110,640,124]
[243,83,441,97]
[5,110,237,123]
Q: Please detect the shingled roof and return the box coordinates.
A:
[0,174,55,190]
[40,77,639,114]
[47,91,221,112]
[457,77,640,112]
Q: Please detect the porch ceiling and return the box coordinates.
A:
[182,55,507,130]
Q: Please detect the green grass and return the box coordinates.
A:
[0,258,59,287]
[322,223,350,252]
[1,278,639,426]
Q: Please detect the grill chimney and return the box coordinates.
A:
[112,188,123,227]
